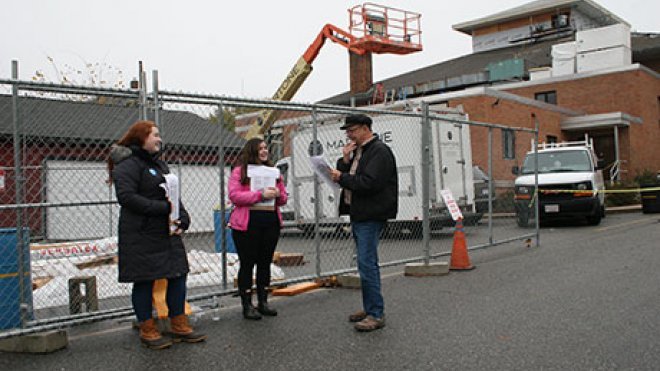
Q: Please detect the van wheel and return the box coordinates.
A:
[381,223,398,239]
[300,225,315,239]
[334,225,351,239]
[586,211,602,226]
[516,212,530,228]
[393,221,422,239]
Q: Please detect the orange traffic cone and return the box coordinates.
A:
[449,218,475,271]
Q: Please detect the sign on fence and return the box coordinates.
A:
[440,189,463,221]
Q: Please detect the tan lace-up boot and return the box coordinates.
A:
[139,318,173,349]
[169,314,207,343]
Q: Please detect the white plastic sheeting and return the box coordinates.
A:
[30,238,285,310]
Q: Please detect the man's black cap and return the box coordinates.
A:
[340,114,372,130]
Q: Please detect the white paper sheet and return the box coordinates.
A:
[160,173,180,232]
[247,165,280,207]
[310,156,340,191]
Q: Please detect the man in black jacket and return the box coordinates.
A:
[330,114,398,332]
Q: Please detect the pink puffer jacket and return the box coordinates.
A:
[228,166,288,231]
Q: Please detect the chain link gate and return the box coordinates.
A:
[0,63,538,339]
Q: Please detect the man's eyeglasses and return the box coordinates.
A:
[345,126,362,134]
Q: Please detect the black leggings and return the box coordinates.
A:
[232,211,280,294]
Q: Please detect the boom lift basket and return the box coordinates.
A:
[348,3,422,55]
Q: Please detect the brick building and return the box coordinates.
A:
[320,0,660,184]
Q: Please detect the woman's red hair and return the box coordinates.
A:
[117,120,157,147]
[107,120,157,183]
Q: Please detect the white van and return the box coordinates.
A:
[513,136,605,227]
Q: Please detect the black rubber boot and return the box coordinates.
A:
[240,292,262,320]
[257,288,278,317]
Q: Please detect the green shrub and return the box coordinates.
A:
[493,190,515,213]
[634,169,658,186]
[605,181,639,207]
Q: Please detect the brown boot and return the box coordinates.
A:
[169,314,207,343]
[139,318,173,349]
[354,315,386,332]
[348,310,367,323]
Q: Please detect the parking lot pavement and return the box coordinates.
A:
[2,212,660,370]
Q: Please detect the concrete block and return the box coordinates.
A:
[0,330,68,354]
[404,262,450,277]
[68,276,99,314]
[337,273,362,289]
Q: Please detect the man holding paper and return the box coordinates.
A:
[329,114,398,332]
[229,138,288,320]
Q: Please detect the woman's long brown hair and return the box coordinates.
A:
[107,120,157,183]
[238,138,274,184]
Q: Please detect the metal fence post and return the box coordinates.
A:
[533,114,540,247]
[11,60,28,327]
[108,173,114,238]
[312,108,321,277]
[457,122,467,206]
[488,127,493,245]
[218,103,228,289]
[152,70,160,128]
[421,103,431,265]
[140,70,148,121]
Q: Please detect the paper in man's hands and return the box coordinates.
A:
[160,173,180,233]
[310,156,340,191]
[247,165,280,207]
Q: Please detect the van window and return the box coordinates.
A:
[521,150,592,174]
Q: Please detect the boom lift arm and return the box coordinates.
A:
[245,24,365,139]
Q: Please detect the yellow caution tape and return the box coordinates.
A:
[536,187,660,194]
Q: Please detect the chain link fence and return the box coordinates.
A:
[0,69,538,339]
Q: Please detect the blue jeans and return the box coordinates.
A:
[352,221,385,319]
[132,275,187,322]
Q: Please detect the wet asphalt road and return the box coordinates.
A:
[2,212,660,370]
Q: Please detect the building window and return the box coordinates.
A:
[547,135,558,144]
[535,91,557,105]
[551,13,570,29]
[503,129,516,160]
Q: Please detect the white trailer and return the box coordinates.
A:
[275,107,480,237]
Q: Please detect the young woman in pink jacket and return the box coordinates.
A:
[229,138,288,320]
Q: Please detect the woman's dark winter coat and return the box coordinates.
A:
[111,145,190,283]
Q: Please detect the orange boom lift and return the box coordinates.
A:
[245,3,422,139]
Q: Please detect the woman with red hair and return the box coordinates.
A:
[108,120,205,349]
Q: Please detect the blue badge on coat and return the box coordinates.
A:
[149,168,157,176]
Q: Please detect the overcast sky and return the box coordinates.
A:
[1,0,657,102]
